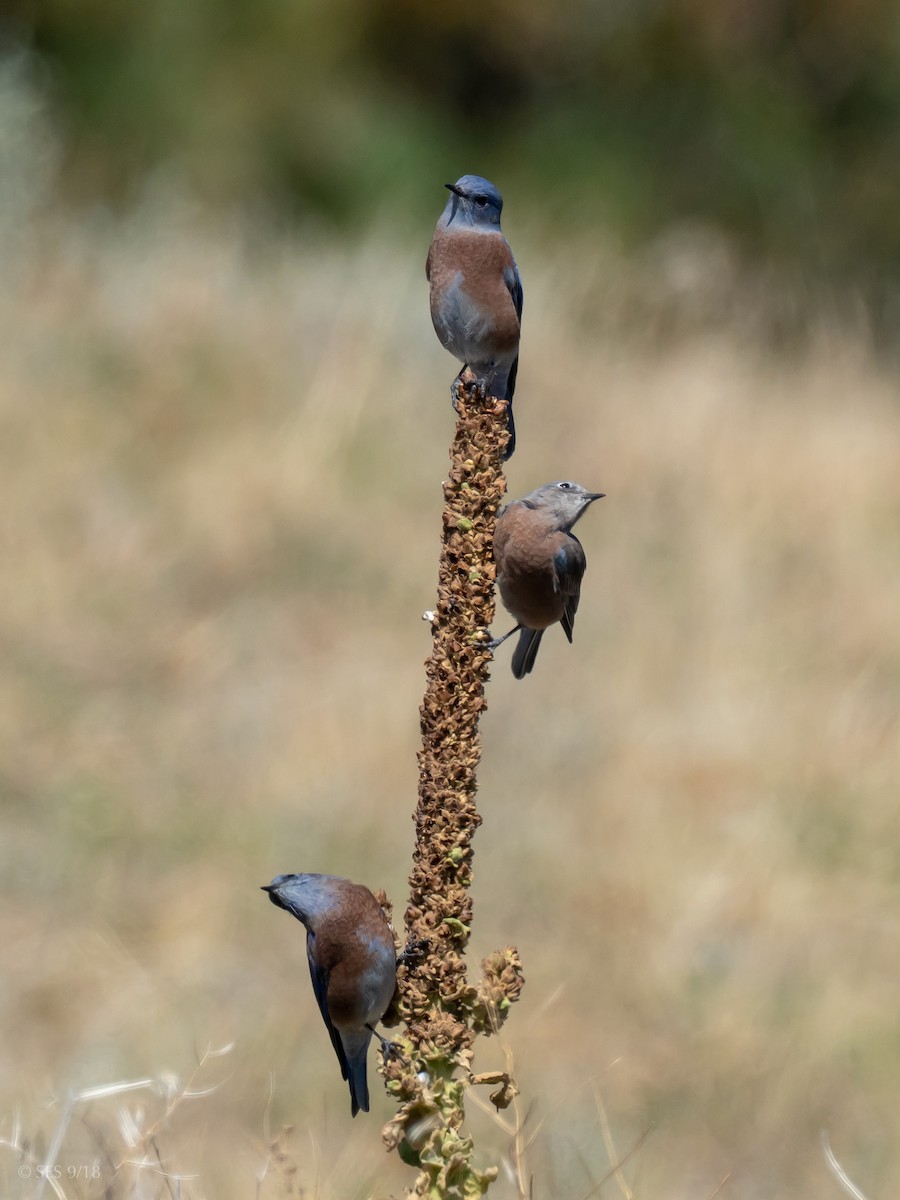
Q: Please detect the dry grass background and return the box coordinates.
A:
[2,167,900,1199]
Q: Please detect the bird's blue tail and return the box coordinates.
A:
[348,1051,369,1113]
[344,1037,371,1117]
[511,628,542,678]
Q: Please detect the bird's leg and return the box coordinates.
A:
[452,366,483,410]
[462,369,481,395]
[487,624,521,651]
[450,368,468,412]
[367,1023,405,1063]
[448,364,475,412]
[397,936,430,967]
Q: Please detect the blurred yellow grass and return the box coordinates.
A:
[1,204,900,1198]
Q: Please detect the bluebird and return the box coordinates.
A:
[492,481,605,679]
[262,872,397,1117]
[426,175,523,458]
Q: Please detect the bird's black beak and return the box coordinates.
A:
[591,493,606,502]
[445,182,464,198]
[262,883,289,912]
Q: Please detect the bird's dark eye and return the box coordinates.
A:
[557,481,573,489]
[474,195,489,208]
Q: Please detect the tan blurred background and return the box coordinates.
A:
[2,5,900,1197]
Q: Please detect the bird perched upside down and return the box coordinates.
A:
[492,481,605,678]
[262,872,397,1116]
[426,174,522,458]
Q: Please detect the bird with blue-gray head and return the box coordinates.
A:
[262,872,397,1117]
[427,174,522,458]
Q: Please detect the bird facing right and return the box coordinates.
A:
[492,481,605,679]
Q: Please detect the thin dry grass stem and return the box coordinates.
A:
[106,1044,231,1191]
[592,1083,633,1200]
[705,1175,731,1199]
[255,1075,303,1200]
[570,1085,653,1200]
[151,1137,179,1200]
[34,1094,78,1200]
[465,1034,543,1200]
[573,1129,654,1200]
[2,1044,231,1200]
[255,1073,278,1198]
[821,1132,870,1200]
[380,378,525,1197]
[522,984,565,1034]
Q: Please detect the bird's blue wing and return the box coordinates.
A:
[554,535,587,643]
[504,263,524,322]
[306,934,350,1082]
[503,262,523,436]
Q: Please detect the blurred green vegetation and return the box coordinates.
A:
[5,0,900,294]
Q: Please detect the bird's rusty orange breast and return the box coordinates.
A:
[494,507,568,629]
[428,228,520,350]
